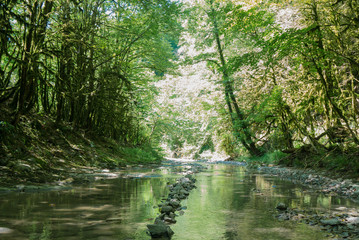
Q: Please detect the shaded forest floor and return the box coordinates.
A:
[0,107,163,187]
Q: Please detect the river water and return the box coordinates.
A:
[0,161,358,239]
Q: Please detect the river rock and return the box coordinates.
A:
[346,217,359,225]
[178,194,186,200]
[179,189,189,196]
[320,218,341,226]
[277,212,290,221]
[169,212,175,219]
[161,205,174,214]
[147,221,174,238]
[276,203,287,211]
[180,177,191,184]
[169,199,181,208]
[0,227,13,234]
[164,216,176,224]
[16,184,25,191]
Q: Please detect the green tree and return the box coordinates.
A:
[185,0,263,156]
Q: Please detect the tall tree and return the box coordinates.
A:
[0,0,182,147]
[186,0,263,156]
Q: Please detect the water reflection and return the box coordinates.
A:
[172,165,358,240]
[0,167,175,240]
[0,164,358,239]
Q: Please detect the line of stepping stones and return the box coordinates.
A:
[147,165,205,239]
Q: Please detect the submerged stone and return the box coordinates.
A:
[161,205,174,214]
[320,218,341,226]
[169,199,180,208]
[276,203,287,211]
[147,221,174,238]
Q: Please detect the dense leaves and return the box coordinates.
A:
[183,0,359,158]
[1,0,359,163]
[0,0,181,145]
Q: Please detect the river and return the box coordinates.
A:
[0,161,358,239]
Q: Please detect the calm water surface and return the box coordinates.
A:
[0,162,358,240]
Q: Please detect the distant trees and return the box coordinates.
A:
[0,0,181,145]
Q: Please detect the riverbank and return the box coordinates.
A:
[258,165,359,202]
[245,147,359,179]
[235,147,359,202]
[0,112,163,187]
[255,164,359,239]
[0,157,358,239]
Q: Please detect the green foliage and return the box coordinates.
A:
[120,145,164,164]
[1,0,359,175]
[0,121,14,135]
[0,0,182,150]
[219,133,236,156]
[199,136,215,154]
[244,151,288,165]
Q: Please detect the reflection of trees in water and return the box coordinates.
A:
[173,165,329,240]
[0,176,171,239]
[1,165,356,239]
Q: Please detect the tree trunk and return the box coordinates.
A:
[209,2,262,156]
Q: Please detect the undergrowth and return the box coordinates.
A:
[237,150,288,165]
[0,111,163,185]
[236,145,359,179]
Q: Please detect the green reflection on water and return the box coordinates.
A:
[171,165,355,240]
[0,164,358,240]
[0,168,174,240]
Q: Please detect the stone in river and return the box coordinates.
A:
[147,221,174,238]
[276,203,287,211]
[161,205,174,214]
[0,227,13,234]
[346,217,359,225]
[169,199,180,208]
[320,218,341,226]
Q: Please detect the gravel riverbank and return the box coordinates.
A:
[257,165,359,239]
[258,166,359,202]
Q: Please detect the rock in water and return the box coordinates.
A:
[147,221,174,238]
[169,199,180,208]
[161,205,174,214]
[346,216,359,225]
[276,203,287,211]
[0,227,13,234]
[320,218,341,226]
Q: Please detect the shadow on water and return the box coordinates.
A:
[0,163,358,239]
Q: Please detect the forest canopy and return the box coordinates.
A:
[0,0,181,145]
[155,0,359,163]
[1,0,359,169]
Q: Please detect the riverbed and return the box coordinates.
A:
[0,161,358,239]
